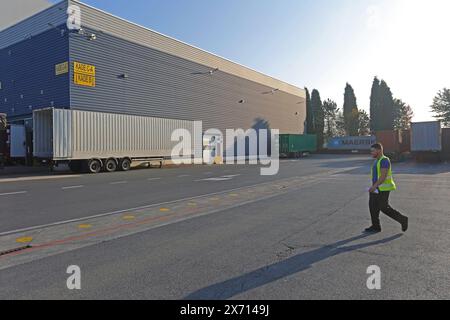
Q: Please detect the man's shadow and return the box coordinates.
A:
[185,233,403,300]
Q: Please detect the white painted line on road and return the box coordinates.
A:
[147,178,161,181]
[222,174,241,178]
[0,175,81,183]
[199,177,233,181]
[0,191,27,197]
[110,181,128,185]
[196,174,241,182]
[62,185,84,190]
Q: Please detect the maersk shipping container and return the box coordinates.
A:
[279,134,317,158]
[327,136,376,151]
[411,122,442,152]
[33,108,201,173]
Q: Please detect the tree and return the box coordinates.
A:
[322,99,339,140]
[431,88,450,126]
[378,80,395,130]
[358,110,371,136]
[305,87,315,134]
[393,99,414,130]
[370,77,381,132]
[343,83,359,136]
[335,112,346,137]
[311,89,325,148]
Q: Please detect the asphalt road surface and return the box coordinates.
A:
[0,155,449,299]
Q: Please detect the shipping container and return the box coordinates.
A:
[442,128,450,161]
[326,136,376,151]
[400,130,411,153]
[376,130,401,154]
[411,121,442,152]
[375,130,411,161]
[33,108,201,173]
[279,134,317,158]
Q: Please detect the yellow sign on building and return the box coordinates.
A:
[74,62,96,76]
[55,62,69,75]
[74,73,96,87]
[73,61,96,87]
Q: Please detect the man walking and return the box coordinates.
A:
[365,143,409,233]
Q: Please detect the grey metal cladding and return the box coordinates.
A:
[0,27,70,118]
[70,0,305,99]
[0,1,69,49]
[69,27,306,134]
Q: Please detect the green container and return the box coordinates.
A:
[279,134,317,157]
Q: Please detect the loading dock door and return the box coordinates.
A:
[10,124,27,158]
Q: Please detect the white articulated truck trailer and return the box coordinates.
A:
[33,108,200,173]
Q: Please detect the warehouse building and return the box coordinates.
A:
[0,0,306,162]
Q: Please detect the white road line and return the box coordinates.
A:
[198,177,233,182]
[0,175,81,183]
[110,181,128,185]
[221,174,241,178]
[147,178,161,181]
[0,191,27,197]
[62,185,84,190]
[196,174,241,182]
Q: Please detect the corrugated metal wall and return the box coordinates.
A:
[0,1,68,50]
[33,108,54,158]
[0,26,70,119]
[69,25,305,134]
[70,0,304,98]
[1,0,306,136]
[34,109,199,160]
[411,122,442,152]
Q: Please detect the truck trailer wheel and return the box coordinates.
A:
[105,158,118,173]
[119,158,131,171]
[87,159,102,174]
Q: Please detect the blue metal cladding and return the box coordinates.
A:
[0,26,70,120]
[69,26,305,134]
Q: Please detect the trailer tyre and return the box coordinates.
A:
[105,158,118,173]
[119,158,131,171]
[87,159,102,174]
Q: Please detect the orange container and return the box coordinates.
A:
[375,130,401,154]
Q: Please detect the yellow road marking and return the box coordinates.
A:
[122,215,135,220]
[16,237,33,243]
[187,202,197,206]
[78,224,92,229]
[159,208,170,212]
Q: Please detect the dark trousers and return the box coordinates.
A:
[369,192,406,229]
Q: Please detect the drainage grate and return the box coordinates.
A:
[0,245,32,257]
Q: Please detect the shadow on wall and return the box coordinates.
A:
[184,233,403,300]
[224,118,272,159]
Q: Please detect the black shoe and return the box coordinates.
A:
[401,217,409,232]
[364,226,382,233]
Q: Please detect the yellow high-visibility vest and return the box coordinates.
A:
[372,156,397,192]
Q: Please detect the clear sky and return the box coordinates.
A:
[49,0,450,122]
